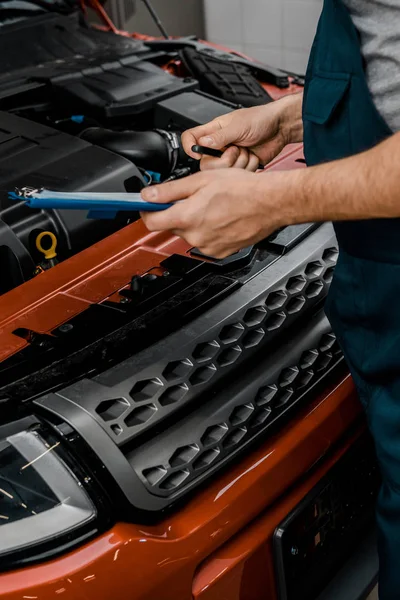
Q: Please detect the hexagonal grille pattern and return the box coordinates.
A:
[286,296,306,314]
[140,328,343,494]
[85,243,338,443]
[256,384,278,406]
[130,378,163,402]
[242,328,265,348]
[218,345,242,367]
[323,247,339,264]
[265,311,286,331]
[286,275,307,293]
[324,267,335,283]
[190,364,217,385]
[243,306,267,326]
[193,448,220,470]
[305,281,324,298]
[265,290,288,309]
[230,403,254,425]
[96,398,130,422]
[160,469,190,490]
[219,323,245,343]
[159,383,189,406]
[192,340,220,362]
[163,359,193,382]
[201,424,228,447]
[170,444,199,467]
[125,404,156,427]
[305,261,324,278]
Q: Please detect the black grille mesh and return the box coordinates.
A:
[139,329,342,494]
[92,247,338,443]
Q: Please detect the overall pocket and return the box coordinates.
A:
[303,72,352,166]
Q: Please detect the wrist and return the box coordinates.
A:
[255,168,307,232]
[279,93,304,145]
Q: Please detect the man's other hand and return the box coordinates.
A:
[140,169,283,259]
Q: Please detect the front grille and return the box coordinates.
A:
[48,227,338,448]
[35,224,344,514]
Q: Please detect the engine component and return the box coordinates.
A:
[144,38,290,89]
[50,60,199,119]
[0,111,146,295]
[80,128,190,177]
[180,46,274,107]
[34,231,59,274]
[0,13,197,119]
[0,13,149,98]
[155,90,236,131]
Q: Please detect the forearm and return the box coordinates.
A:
[274,131,400,226]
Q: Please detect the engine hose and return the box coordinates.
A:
[80,128,189,177]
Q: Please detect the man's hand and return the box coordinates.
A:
[141,131,400,258]
[140,170,285,258]
[182,93,303,171]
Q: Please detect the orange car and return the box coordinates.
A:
[0,1,379,599]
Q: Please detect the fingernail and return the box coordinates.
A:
[199,136,215,147]
[142,187,158,201]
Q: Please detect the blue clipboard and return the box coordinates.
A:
[8,188,173,219]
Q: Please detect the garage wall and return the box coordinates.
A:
[125,0,205,38]
[203,0,322,74]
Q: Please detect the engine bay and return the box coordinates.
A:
[0,5,288,294]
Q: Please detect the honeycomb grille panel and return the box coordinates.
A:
[96,398,129,422]
[140,328,343,494]
[59,236,339,447]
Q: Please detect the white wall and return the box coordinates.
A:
[125,0,204,38]
[203,0,322,74]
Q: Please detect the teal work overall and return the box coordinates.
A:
[303,0,400,597]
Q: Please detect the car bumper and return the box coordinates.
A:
[0,376,363,600]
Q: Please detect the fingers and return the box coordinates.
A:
[200,147,261,172]
[200,146,241,170]
[140,185,206,233]
[232,147,251,170]
[246,152,262,172]
[140,201,188,232]
[141,171,208,204]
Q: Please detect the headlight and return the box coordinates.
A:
[0,418,97,562]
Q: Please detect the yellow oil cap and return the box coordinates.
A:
[36,231,58,260]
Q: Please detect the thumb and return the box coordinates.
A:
[198,120,244,150]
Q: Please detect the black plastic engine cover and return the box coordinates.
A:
[0,110,145,294]
[0,12,196,119]
[0,12,148,95]
[50,60,199,118]
[180,46,274,107]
